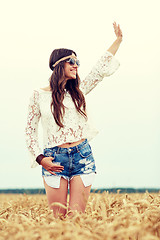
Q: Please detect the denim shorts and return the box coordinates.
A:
[42,139,96,189]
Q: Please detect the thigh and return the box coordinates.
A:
[69,175,91,213]
[43,176,68,218]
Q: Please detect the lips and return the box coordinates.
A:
[71,70,77,75]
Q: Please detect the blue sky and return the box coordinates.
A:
[0,0,160,189]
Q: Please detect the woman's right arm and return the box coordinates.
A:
[25,90,43,168]
[25,90,65,174]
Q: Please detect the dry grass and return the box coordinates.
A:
[0,191,160,240]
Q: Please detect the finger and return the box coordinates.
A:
[52,164,64,169]
[54,165,64,169]
[118,24,122,31]
[48,170,56,176]
[113,23,116,29]
[113,25,118,33]
[51,168,63,172]
[54,168,64,171]
[118,28,122,37]
[118,25,121,32]
[53,169,63,172]
[113,21,117,27]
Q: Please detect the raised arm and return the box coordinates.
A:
[107,21,123,55]
[80,22,123,95]
[25,90,42,168]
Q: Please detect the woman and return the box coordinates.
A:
[25,22,123,218]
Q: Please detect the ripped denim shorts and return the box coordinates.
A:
[42,139,96,189]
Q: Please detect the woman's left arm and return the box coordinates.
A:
[107,22,123,55]
[80,22,123,95]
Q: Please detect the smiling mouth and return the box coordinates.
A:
[71,70,76,74]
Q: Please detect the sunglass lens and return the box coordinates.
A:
[76,60,80,66]
[69,58,75,65]
[67,58,80,66]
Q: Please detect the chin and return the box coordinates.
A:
[70,75,77,79]
[66,74,77,80]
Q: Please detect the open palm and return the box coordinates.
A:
[113,21,123,40]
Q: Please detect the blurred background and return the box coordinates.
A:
[0,0,159,189]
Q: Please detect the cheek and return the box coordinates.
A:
[64,64,70,76]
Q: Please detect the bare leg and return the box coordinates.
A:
[43,177,68,218]
[68,175,91,216]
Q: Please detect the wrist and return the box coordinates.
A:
[116,37,122,43]
[36,154,45,165]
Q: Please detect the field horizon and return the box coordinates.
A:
[0,187,160,194]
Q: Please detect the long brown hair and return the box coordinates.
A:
[49,48,87,129]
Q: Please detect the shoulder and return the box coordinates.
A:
[40,86,51,92]
[28,86,52,102]
[31,86,51,96]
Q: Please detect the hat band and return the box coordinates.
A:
[53,55,74,68]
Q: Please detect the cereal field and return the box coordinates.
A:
[0,191,160,240]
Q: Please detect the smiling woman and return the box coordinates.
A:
[25,22,122,219]
[49,48,87,129]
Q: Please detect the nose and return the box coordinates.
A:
[73,65,78,69]
[73,60,79,67]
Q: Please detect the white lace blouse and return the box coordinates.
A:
[25,51,120,167]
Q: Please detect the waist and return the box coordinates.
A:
[46,139,88,154]
[57,138,85,148]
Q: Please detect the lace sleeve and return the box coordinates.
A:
[25,90,42,168]
[80,51,120,95]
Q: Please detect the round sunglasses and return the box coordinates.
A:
[65,58,80,67]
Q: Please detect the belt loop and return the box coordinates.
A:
[76,145,79,153]
[57,147,60,154]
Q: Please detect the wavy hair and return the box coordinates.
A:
[49,48,87,129]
